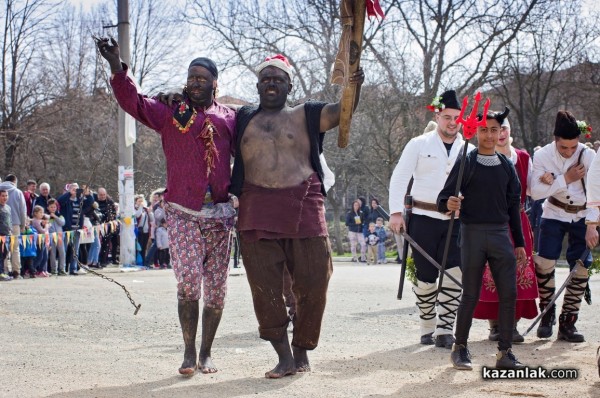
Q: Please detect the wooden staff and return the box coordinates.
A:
[338,0,366,148]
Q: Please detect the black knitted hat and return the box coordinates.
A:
[553,110,580,139]
[188,57,218,78]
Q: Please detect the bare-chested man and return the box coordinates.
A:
[229,55,363,378]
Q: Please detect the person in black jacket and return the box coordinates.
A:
[57,183,94,274]
[366,198,389,224]
[95,187,117,267]
[345,199,366,262]
[437,108,527,371]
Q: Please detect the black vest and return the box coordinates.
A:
[229,101,328,197]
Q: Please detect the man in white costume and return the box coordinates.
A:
[530,111,598,342]
[389,90,474,348]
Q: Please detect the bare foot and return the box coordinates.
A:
[293,346,311,372]
[199,354,218,374]
[265,360,297,379]
[178,348,197,376]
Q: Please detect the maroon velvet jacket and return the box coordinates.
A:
[110,64,236,210]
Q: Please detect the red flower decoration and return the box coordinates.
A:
[426,105,436,112]
[586,133,592,139]
[588,126,592,132]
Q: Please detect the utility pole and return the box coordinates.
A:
[116,0,136,267]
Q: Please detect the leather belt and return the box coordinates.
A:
[412,199,439,212]
[548,196,586,214]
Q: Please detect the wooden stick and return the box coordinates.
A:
[338,0,366,148]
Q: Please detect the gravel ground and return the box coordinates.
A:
[1,262,599,398]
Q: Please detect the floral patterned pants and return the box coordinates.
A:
[165,203,234,308]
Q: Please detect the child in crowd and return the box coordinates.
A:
[20,223,37,278]
[0,189,12,281]
[47,199,67,275]
[31,205,49,277]
[366,222,379,265]
[155,218,170,269]
[375,217,388,264]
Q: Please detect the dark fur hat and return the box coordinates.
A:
[439,90,461,110]
[553,110,579,139]
[478,107,510,125]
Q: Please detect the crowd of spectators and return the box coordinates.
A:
[0,175,170,281]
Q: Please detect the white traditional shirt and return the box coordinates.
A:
[389,130,475,220]
[587,148,600,210]
[530,141,598,223]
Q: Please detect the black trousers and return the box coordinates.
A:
[408,213,461,283]
[454,224,517,351]
[157,248,170,266]
[137,231,149,264]
[99,233,113,264]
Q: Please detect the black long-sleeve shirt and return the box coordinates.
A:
[437,151,524,248]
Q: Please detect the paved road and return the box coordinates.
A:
[1,263,599,397]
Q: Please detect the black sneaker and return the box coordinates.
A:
[435,334,455,349]
[420,332,434,345]
[450,344,472,370]
[488,326,499,341]
[496,348,525,369]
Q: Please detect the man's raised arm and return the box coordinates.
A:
[94,36,169,132]
[94,37,123,74]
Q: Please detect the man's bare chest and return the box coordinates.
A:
[242,112,310,153]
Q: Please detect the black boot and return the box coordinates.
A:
[535,267,556,339]
[536,304,555,338]
[420,332,434,345]
[434,334,455,349]
[557,275,588,343]
[558,313,585,343]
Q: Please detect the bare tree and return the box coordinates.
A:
[1,0,58,171]
[389,0,545,99]
[128,0,187,92]
[43,5,94,96]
